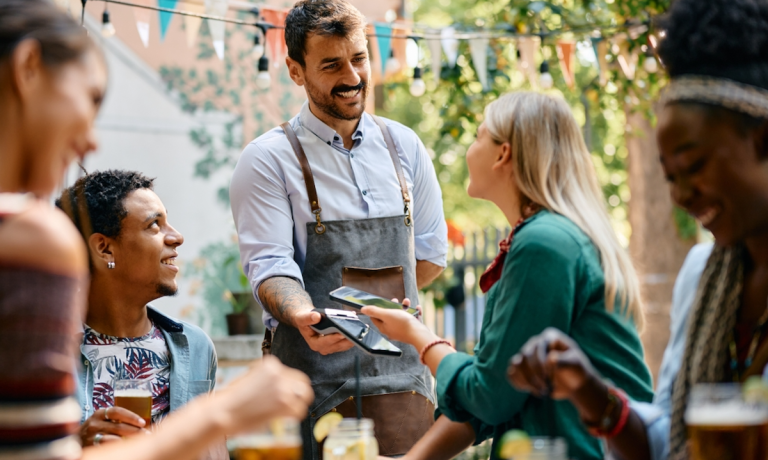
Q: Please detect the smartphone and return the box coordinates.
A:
[329,286,420,316]
[310,308,403,357]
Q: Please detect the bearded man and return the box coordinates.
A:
[229,1,448,458]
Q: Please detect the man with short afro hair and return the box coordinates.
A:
[57,170,224,458]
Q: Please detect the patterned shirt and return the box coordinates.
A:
[82,322,171,423]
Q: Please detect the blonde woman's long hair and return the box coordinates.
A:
[485,92,643,327]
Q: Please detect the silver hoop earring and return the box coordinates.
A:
[107,262,115,269]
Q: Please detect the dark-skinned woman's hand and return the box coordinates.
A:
[507,327,598,400]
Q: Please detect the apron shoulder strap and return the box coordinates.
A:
[281,122,326,234]
[371,115,413,227]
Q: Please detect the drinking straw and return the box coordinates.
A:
[355,355,362,420]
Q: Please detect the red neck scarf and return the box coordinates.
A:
[479,217,525,293]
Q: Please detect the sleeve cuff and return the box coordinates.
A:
[435,352,475,422]
[415,232,448,267]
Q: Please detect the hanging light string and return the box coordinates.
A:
[88,0,651,42]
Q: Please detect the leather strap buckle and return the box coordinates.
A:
[313,207,326,234]
[372,115,413,228]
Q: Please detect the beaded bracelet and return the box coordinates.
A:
[419,339,452,365]
[583,386,630,438]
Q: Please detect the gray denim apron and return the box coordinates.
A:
[271,116,435,459]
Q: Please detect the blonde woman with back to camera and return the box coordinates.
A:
[362,92,654,460]
[0,1,312,459]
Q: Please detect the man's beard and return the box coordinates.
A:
[156,282,178,297]
[305,78,368,121]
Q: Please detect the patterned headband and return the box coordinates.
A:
[659,75,768,119]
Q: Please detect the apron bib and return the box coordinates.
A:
[269,117,435,459]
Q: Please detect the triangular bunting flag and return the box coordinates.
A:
[184,2,205,48]
[593,39,609,86]
[158,0,178,41]
[205,0,228,60]
[556,40,575,88]
[427,36,442,84]
[374,23,392,77]
[261,8,288,68]
[469,37,490,91]
[441,27,459,68]
[617,42,639,80]
[517,36,540,86]
[133,0,152,48]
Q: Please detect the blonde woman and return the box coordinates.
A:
[363,92,653,460]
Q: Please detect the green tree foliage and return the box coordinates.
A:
[377,0,701,241]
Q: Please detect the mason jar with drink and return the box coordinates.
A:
[322,418,378,460]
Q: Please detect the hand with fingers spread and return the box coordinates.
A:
[507,327,598,400]
[361,298,432,346]
[293,309,355,355]
[80,406,150,446]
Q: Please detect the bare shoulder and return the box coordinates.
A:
[0,201,87,276]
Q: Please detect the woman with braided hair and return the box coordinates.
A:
[506,0,768,459]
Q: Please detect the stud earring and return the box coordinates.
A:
[107,262,115,269]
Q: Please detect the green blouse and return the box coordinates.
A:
[436,210,653,460]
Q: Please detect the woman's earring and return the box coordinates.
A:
[107,262,115,269]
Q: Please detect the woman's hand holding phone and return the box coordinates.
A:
[362,298,436,349]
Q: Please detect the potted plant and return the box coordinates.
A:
[223,264,252,335]
[187,240,264,336]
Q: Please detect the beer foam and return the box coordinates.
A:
[114,389,152,398]
[236,434,302,448]
[685,402,768,426]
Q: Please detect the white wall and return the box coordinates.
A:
[65,19,238,332]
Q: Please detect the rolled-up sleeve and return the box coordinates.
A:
[230,142,303,328]
[409,134,448,267]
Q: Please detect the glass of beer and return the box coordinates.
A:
[114,379,152,427]
[685,383,768,460]
[232,418,302,460]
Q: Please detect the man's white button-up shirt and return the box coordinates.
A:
[230,102,448,328]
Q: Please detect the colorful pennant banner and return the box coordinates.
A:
[158,0,178,41]
[556,40,575,88]
[184,2,205,48]
[469,38,490,91]
[441,27,459,68]
[133,0,152,48]
[205,0,228,60]
[427,37,443,84]
[374,23,393,77]
[261,8,288,67]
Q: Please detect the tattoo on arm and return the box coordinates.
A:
[258,277,314,326]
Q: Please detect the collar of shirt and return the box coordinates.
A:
[299,101,366,152]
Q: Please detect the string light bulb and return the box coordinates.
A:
[256,55,270,89]
[252,33,265,60]
[539,61,553,89]
[101,9,116,38]
[410,66,426,97]
[386,49,401,74]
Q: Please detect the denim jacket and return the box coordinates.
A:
[77,306,217,423]
[630,242,713,460]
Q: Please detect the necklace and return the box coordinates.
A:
[729,297,768,382]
